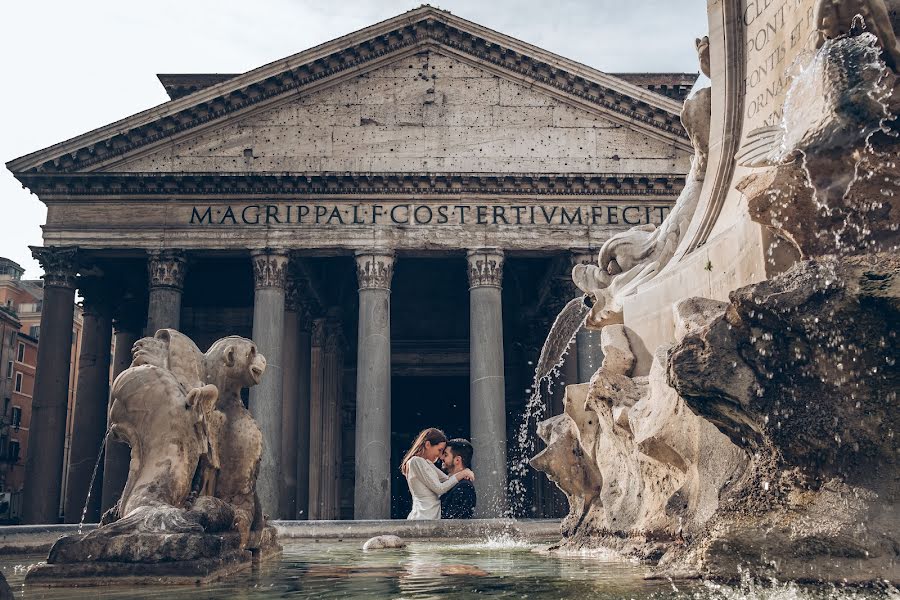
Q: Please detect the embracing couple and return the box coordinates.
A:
[400,428,477,520]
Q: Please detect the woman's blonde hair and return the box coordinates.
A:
[400,427,447,475]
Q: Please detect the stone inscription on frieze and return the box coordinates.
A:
[188,201,672,227]
[743,0,817,128]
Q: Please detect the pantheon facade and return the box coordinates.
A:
[7,7,695,522]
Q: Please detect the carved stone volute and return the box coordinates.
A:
[31,246,78,289]
[466,249,504,289]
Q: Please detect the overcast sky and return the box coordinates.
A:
[1,0,707,278]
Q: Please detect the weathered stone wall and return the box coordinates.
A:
[115,51,691,175]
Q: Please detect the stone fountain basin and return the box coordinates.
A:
[0,519,562,555]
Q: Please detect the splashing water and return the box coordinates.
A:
[506,295,591,515]
[784,31,896,254]
[78,427,111,534]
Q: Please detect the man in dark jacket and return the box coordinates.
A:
[439,438,476,519]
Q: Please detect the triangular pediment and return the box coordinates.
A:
[104,49,689,176]
[7,6,691,178]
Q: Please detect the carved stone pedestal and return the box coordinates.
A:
[25,526,281,587]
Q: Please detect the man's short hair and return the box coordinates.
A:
[446,438,473,469]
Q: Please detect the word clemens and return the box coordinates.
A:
[190,204,671,227]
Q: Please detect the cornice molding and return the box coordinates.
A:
[19,172,685,197]
[7,8,688,177]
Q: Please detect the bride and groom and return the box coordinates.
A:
[401,428,477,520]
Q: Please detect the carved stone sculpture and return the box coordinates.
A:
[532,0,900,587]
[26,330,280,586]
[573,38,712,326]
[666,254,899,583]
[531,319,747,558]
[736,3,900,257]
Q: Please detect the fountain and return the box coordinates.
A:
[530,0,899,586]
[3,1,898,596]
[25,329,281,586]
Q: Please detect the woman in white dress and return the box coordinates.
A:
[401,428,475,520]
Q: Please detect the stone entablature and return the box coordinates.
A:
[18,172,683,196]
[6,7,688,177]
[39,196,677,252]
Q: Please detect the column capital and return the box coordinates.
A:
[466,248,504,289]
[355,251,395,291]
[112,299,145,335]
[251,250,289,289]
[148,250,187,291]
[285,273,320,322]
[325,317,345,354]
[31,246,78,289]
[284,276,302,312]
[311,317,327,347]
[77,277,117,318]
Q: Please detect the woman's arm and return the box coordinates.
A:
[409,457,459,495]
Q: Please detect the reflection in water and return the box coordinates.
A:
[1,540,897,599]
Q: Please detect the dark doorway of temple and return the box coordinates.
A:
[388,257,470,518]
[390,375,469,519]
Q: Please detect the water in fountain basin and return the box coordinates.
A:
[2,540,897,599]
[507,294,591,515]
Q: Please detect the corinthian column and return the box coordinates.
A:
[467,248,507,517]
[100,302,142,514]
[280,278,301,519]
[64,277,114,523]
[146,250,186,334]
[22,246,78,524]
[307,318,326,519]
[323,316,345,519]
[353,251,394,520]
[249,250,288,518]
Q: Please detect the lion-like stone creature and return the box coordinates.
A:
[32,330,275,585]
[121,329,267,549]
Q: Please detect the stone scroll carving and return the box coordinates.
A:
[572,38,712,326]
